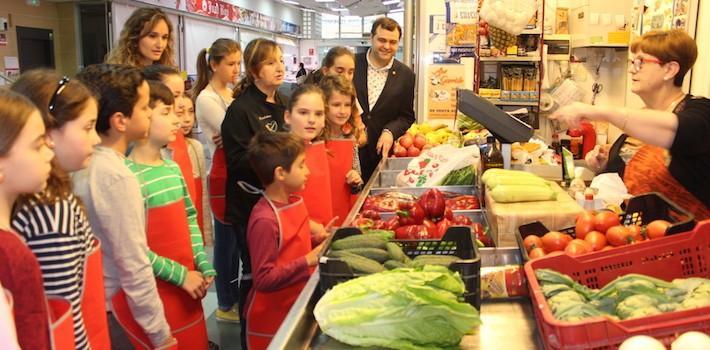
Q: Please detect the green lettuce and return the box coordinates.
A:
[314,265,481,350]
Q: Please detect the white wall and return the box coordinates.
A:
[224,0,301,25]
[691,0,709,97]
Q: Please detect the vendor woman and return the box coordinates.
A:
[551,29,710,220]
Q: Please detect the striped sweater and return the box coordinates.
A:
[126,159,215,286]
[11,194,95,350]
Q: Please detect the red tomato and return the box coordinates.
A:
[626,224,644,242]
[575,211,596,239]
[542,231,572,252]
[523,235,544,252]
[529,247,546,259]
[565,239,592,256]
[584,231,607,251]
[601,245,615,251]
[594,211,620,233]
[646,220,671,240]
[606,225,634,247]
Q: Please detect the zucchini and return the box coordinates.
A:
[338,254,386,274]
[331,234,388,250]
[413,254,459,267]
[386,242,411,263]
[384,260,408,270]
[341,248,390,263]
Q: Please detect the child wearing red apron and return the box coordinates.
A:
[243,132,329,350]
[319,75,365,226]
[0,90,55,349]
[121,81,215,350]
[10,71,110,350]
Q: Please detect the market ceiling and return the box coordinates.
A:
[284,0,403,16]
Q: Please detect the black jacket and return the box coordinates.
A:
[353,51,415,180]
[221,84,286,225]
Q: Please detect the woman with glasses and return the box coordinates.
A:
[551,29,710,220]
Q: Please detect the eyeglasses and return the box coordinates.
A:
[628,57,664,72]
[48,76,70,113]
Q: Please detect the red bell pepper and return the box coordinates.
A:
[445,195,481,210]
[395,225,430,239]
[360,210,381,220]
[435,218,452,239]
[471,222,492,246]
[383,216,400,231]
[417,188,446,219]
[396,202,426,225]
[422,219,437,238]
[444,207,454,221]
[452,215,473,225]
[371,219,386,230]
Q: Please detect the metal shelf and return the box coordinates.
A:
[520,28,542,35]
[488,99,539,106]
[479,56,541,62]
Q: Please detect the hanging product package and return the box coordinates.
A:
[480,0,538,36]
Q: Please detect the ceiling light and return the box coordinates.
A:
[282,0,298,4]
[389,8,404,13]
[382,0,400,5]
[315,0,336,2]
[332,8,348,11]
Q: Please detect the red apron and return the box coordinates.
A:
[208,148,228,223]
[80,239,110,349]
[246,196,313,350]
[297,141,334,226]
[194,177,205,236]
[111,200,208,349]
[326,139,356,227]
[169,133,198,206]
[624,145,710,220]
[47,297,75,350]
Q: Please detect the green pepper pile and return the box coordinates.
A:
[536,269,710,322]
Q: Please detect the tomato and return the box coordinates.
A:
[542,231,572,252]
[594,211,621,233]
[584,231,607,251]
[575,211,596,239]
[523,235,544,252]
[601,245,615,251]
[529,247,546,259]
[565,239,592,256]
[606,225,635,246]
[646,220,671,240]
[626,224,644,242]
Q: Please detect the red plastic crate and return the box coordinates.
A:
[524,219,710,350]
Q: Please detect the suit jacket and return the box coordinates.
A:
[354,52,415,179]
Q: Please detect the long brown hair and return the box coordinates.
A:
[319,74,361,141]
[11,69,96,205]
[232,38,280,98]
[106,7,176,67]
[191,38,241,99]
[304,46,355,84]
[0,89,37,157]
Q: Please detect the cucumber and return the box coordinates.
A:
[413,254,459,267]
[363,229,395,241]
[384,260,408,270]
[341,248,390,263]
[386,242,411,263]
[338,254,385,274]
[331,234,388,250]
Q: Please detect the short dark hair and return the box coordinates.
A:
[371,17,402,39]
[247,132,305,187]
[76,64,145,135]
[147,80,174,108]
[143,64,181,81]
[630,29,697,87]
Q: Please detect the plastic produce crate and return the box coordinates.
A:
[516,192,695,262]
[319,226,481,309]
[523,219,710,350]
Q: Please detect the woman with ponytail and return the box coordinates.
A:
[190,38,242,323]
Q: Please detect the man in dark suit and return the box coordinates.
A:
[354,17,416,181]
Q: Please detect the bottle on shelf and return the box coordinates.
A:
[582,188,595,211]
[482,136,504,172]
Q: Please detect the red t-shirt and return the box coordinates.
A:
[0,230,50,349]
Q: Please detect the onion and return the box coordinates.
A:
[671,331,710,350]
[619,336,666,350]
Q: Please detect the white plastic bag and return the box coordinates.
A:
[480,0,538,36]
[396,144,480,187]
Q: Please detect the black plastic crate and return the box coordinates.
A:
[515,192,696,262]
[319,226,481,309]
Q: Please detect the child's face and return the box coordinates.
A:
[285,92,325,142]
[282,153,309,192]
[48,98,100,172]
[323,54,355,82]
[255,47,285,89]
[326,92,352,128]
[125,81,152,141]
[148,101,180,146]
[0,110,54,194]
[138,19,169,65]
[180,97,195,136]
[213,51,242,85]
[162,74,186,117]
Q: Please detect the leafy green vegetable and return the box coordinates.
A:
[314,265,481,350]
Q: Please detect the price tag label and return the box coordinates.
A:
[448,2,478,24]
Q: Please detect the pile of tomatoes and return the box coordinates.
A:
[522,210,673,259]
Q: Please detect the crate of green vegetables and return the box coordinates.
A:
[523,219,710,349]
[320,226,481,309]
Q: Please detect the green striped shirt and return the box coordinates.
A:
[126,159,216,287]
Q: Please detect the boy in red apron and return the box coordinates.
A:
[243,132,329,350]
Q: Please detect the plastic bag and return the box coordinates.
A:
[480,0,538,36]
[396,144,480,187]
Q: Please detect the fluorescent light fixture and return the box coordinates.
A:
[382,0,400,5]
[332,8,348,11]
[302,8,316,12]
[389,8,404,13]
[315,0,335,2]
[282,0,299,4]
